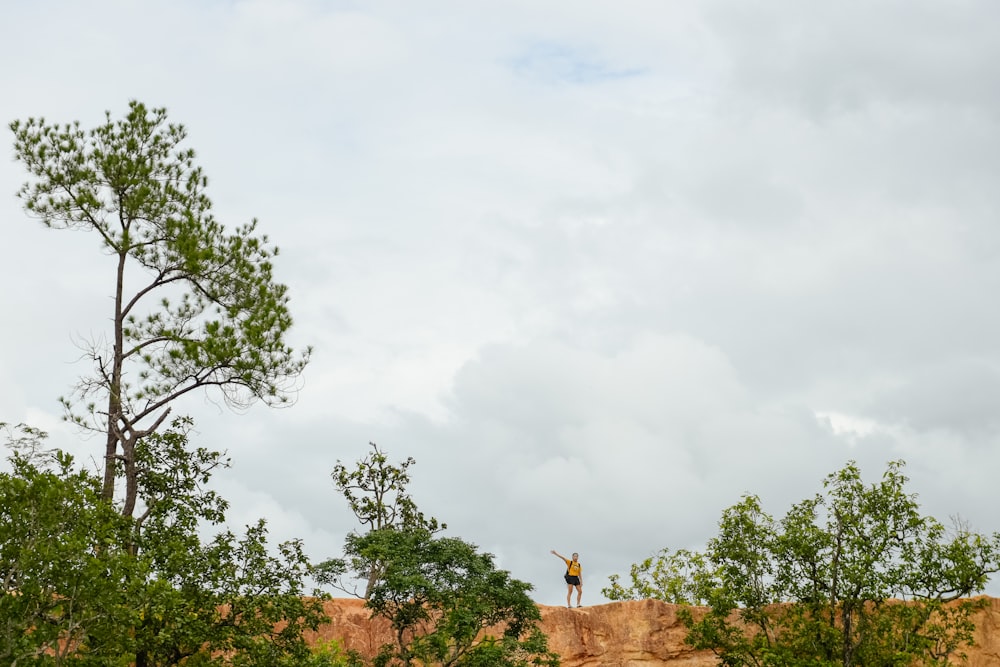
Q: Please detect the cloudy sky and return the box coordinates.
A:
[3,0,1000,606]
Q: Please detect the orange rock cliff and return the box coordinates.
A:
[308,597,1000,666]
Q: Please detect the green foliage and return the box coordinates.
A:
[120,517,328,667]
[602,547,714,605]
[0,423,134,666]
[305,640,365,667]
[331,442,444,535]
[347,527,559,667]
[0,423,329,666]
[320,445,558,664]
[117,420,329,667]
[611,460,1000,667]
[10,100,310,513]
[319,442,445,599]
[301,639,362,667]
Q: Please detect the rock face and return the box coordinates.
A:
[309,597,1000,666]
[537,600,714,666]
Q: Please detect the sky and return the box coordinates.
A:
[2,0,1000,607]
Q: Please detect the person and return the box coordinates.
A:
[551,549,582,607]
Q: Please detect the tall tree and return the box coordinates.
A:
[10,101,310,516]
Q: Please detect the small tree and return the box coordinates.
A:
[11,101,310,517]
[602,547,714,605]
[320,444,557,665]
[609,460,1000,667]
[324,442,445,598]
[347,527,559,667]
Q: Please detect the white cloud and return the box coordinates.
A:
[3,0,1000,606]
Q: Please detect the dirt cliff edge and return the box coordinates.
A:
[308,597,1000,666]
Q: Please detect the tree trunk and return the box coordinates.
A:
[102,247,128,503]
[121,435,138,520]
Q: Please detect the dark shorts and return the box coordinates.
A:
[564,575,581,586]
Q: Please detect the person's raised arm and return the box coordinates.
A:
[551,549,567,562]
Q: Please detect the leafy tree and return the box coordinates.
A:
[104,420,329,667]
[322,442,445,598]
[0,422,329,667]
[0,423,134,666]
[319,446,557,664]
[10,101,310,517]
[345,527,559,667]
[610,460,1000,667]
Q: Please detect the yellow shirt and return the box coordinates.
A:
[564,559,582,577]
